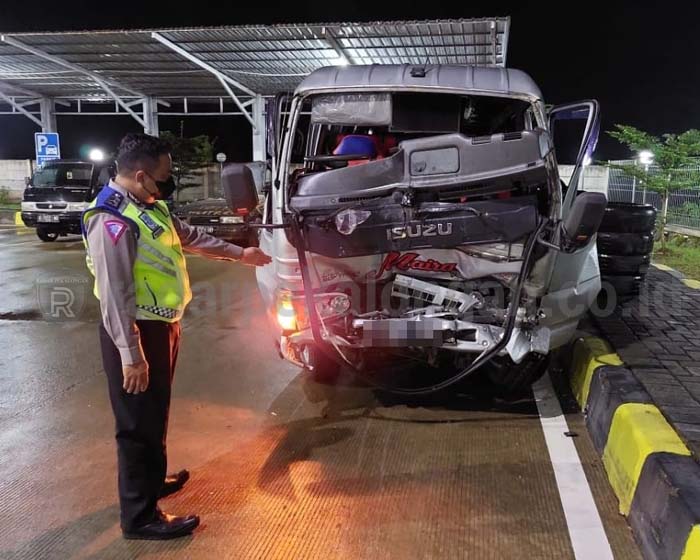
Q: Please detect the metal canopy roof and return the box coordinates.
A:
[0,19,510,100]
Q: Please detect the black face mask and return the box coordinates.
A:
[154,176,176,200]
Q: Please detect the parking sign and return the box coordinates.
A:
[35,132,61,167]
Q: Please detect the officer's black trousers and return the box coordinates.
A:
[99,320,181,531]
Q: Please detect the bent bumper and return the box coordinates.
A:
[284,315,551,363]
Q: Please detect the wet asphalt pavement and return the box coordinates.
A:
[0,226,642,559]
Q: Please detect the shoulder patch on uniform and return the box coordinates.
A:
[104,220,127,245]
[138,211,164,238]
[103,191,124,209]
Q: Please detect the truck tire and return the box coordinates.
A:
[301,344,339,384]
[36,228,58,242]
[599,254,651,275]
[486,353,550,393]
[597,232,654,256]
[599,203,657,234]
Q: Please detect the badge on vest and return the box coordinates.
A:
[103,191,124,210]
[138,211,164,238]
[104,220,127,245]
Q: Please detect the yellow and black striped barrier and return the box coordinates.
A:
[568,337,699,560]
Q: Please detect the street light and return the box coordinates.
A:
[637,150,654,203]
[638,150,654,166]
[89,148,105,162]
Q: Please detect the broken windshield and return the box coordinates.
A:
[301,92,532,173]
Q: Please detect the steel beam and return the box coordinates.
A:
[1,35,145,97]
[501,17,511,67]
[216,76,255,127]
[151,32,257,99]
[151,32,258,127]
[0,90,42,127]
[1,35,147,127]
[142,96,159,136]
[490,20,498,67]
[323,29,356,65]
[251,95,266,161]
[0,80,46,98]
[40,98,57,132]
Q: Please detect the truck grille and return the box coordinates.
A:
[391,275,481,313]
[36,203,67,210]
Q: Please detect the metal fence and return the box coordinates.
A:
[607,160,700,231]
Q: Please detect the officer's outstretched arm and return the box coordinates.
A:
[171,214,246,260]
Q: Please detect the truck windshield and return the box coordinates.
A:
[300,92,532,174]
[32,163,93,188]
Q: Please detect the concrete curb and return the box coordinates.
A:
[652,262,700,290]
[0,209,21,225]
[566,337,700,560]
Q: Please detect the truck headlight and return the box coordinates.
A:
[276,291,298,332]
[220,216,244,224]
[21,202,36,211]
[335,209,371,235]
[277,291,351,333]
[66,202,89,212]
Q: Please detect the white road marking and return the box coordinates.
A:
[533,372,614,560]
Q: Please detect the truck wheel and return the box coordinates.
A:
[486,353,550,393]
[301,345,339,384]
[36,228,58,242]
[599,254,651,275]
[599,203,657,234]
[597,232,654,256]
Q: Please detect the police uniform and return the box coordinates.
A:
[82,179,243,532]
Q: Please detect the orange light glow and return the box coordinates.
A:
[276,294,297,331]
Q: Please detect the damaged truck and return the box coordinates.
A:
[223,64,607,392]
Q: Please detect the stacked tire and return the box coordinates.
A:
[597,202,657,299]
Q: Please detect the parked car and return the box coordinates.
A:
[21,159,114,242]
[172,197,260,247]
[172,162,266,247]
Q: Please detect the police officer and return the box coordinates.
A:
[82,133,271,540]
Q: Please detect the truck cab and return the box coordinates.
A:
[223,64,606,392]
[21,159,114,242]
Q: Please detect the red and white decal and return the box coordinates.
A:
[374,251,458,277]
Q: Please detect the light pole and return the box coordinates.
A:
[581,154,592,191]
[638,150,654,204]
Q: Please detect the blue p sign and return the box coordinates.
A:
[35,132,61,167]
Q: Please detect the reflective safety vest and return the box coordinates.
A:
[81,185,192,322]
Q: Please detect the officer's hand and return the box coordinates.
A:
[241,247,272,267]
[123,361,149,394]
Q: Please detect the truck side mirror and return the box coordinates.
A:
[561,192,607,251]
[222,164,258,213]
[24,176,31,187]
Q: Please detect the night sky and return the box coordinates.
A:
[1,1,697,161]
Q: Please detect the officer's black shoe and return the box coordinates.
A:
[123,511,200,540]
[159,469,190,498]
